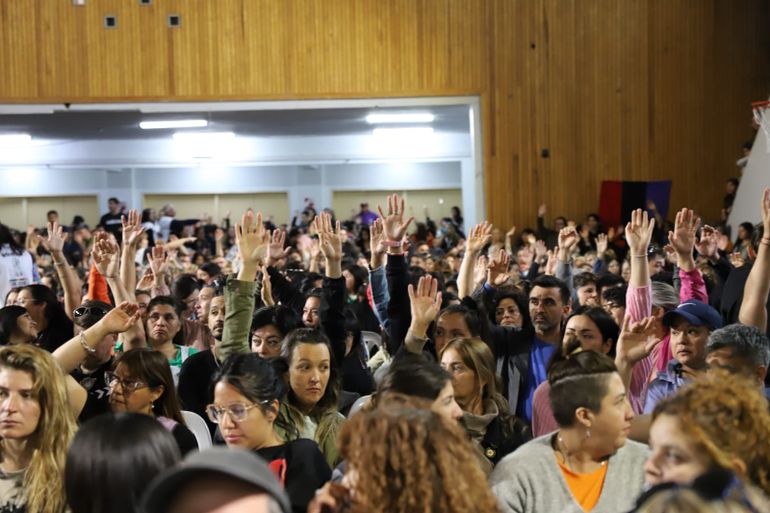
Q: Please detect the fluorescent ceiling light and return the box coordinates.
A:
[172,131,235,142]
[372,127,434,136]
[0,134,32,146]
[366,112,435,124]
[141,119,208,130]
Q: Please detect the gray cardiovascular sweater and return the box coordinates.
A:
[490,434,649,513]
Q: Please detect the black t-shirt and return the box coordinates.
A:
[178,349,219,436]
[35,317,73,353]
[71,358,113,423]
[256,439,331,513]
[99,213,123,242]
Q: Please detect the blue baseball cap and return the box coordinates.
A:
[662,299,723,331]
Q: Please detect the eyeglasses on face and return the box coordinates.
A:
[205,401,271,424]
[105,372,149,393]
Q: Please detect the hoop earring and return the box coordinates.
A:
[585,429,591,439]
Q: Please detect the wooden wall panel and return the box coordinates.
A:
[1,0,769,230]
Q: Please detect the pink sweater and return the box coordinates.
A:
[625,268,708,413]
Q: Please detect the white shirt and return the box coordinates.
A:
[0,245,34,308]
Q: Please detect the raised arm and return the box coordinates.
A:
[314,212,347,363]
[404,275,442,354]
[626,209,656,288]
[38,222,82,320]
[54,302,140,373]
[614,316,661,395]
[368,219,391,331]
[147,243,172,297]
[668,208,708,303]
[219,211,267,360]
[555,227,579,301]
[376,194,416,352]
[120,209,145,300]
[625,209,656,323]
[93,235,147,350]
[458,221,493,299]
[739,189,770,331]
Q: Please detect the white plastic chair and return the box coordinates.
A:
[182,410,212,451]
[360,331,382,360]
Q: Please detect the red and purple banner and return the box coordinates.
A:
[599,180,672,228]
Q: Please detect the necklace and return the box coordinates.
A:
[556,433,606,473]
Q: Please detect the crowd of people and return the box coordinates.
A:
[0,185,768,513]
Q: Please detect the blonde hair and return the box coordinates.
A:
[653,371,770,495]
[0,345,76,513]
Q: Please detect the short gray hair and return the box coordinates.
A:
[651,282,678,311]
[707,324,770,367]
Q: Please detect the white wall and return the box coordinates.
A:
[0,162,465,222]
[728,124,770,233]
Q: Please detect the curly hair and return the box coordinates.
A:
[339,406,500,513]
[652,371,770,495]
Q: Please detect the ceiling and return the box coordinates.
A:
[0,104,470,140]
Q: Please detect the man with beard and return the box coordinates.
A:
[178,292,225,436]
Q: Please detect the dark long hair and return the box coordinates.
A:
[0,306,28,344]
[0,223,24,255]
[21,284,72,332]
[65,413,180,513]
[113,349,186,425]
[212,353,292,435]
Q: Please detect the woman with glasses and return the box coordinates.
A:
[0,306,38,345]
[107,348,198,455]
[209,352,331,513]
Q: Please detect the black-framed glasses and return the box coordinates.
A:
[105,372,149,394]
[205,401,270,424]
[74,306,109,319]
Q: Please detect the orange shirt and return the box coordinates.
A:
[556,458,608,512]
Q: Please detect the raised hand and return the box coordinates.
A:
[473,254,489,288]
[93,233,120,278]
[466,221,493,254]
[557,227,578,262]
[668,208,701,270]
[234,210,268,267]
[407,275,443,338]
[534,239,548,262]
[38,222,66,255]
[695,225,719,260]
[538,203,547,218]
[506,225,517,239]
[596,233,608,257]
[97,302,141,334]
[377,193,415,245]
[266,229,291,267]
[313,212,343,278]
[137,268,155,290]
[313,212,343,262]
[369,218,388,269]
[616,316,661,366]
[730,251,745,268]
[147,242,171,279]
[625,208,656,257]
[260,267,275,307]
[121,209,144,248]
[487,248,511,286]
[214,227,225,243]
